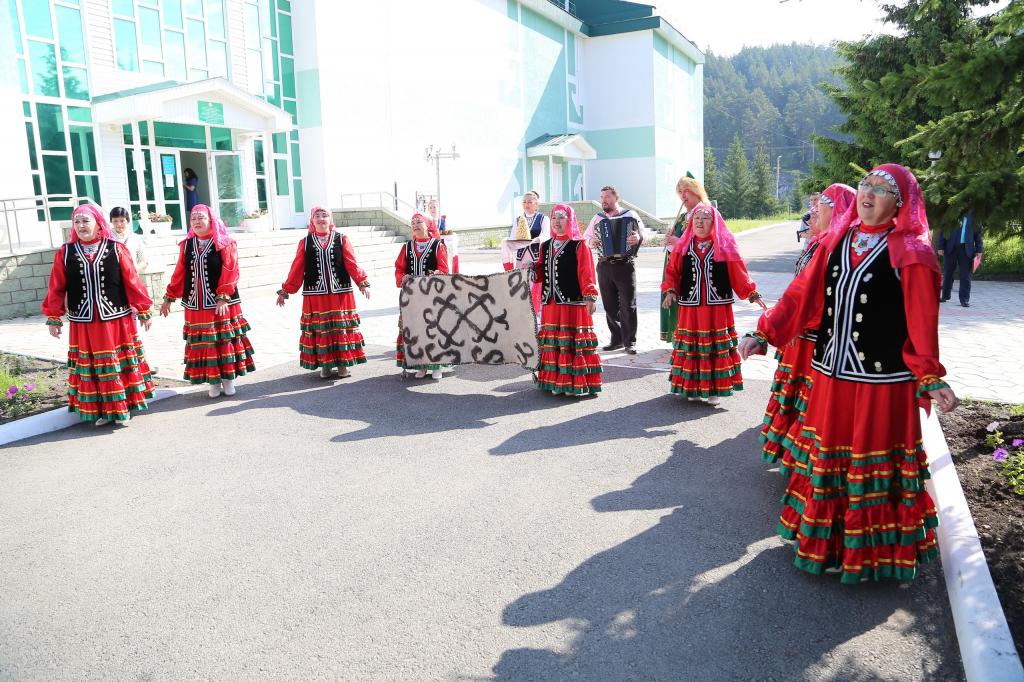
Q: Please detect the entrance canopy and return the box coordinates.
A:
[526,133,597,160]
[91,77,293,133]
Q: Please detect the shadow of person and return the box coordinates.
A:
[489,392,707,457]
[492,431,963,681]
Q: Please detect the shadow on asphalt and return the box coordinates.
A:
[491,429,963,681]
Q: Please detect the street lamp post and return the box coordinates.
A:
[775,155,782,202]
[425,144,460,217]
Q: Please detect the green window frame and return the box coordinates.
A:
[43,155,72,195]
[114,19,140,71]
[153,121,207,149]
[23,0,54,39]
[28,41,59,97]
[55,6,86,64]
[36,103,66,151]
[274,159,288,195]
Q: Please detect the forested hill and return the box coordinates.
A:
[704,44,845,174]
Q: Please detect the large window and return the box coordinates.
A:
[113,0,228,79]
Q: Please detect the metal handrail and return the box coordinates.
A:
[338,191,418,216]
[0,195,85,255]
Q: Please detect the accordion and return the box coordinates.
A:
[595,214,639,259]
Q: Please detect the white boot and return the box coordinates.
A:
[94,417,110,427]
[705,396,720,405]
[337,365,351,378]
[222,379,236,396]
[431,368,443,380]
[319,366,332,379]
[414,369,427,379]
[114,412,131,427]
[208,382,222,398]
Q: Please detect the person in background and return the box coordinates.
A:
[938,208,983,307]
[109,206,148,273]
[661,174,709,342]
[505,190,550,317]
[184,168,199,213]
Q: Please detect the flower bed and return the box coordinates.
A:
[0,352,187,425]
[940,401,1024,658]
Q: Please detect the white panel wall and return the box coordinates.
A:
[579,31,654,131]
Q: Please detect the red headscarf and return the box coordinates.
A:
[410,213,433,240]
[549,203,582,240]
[828,164,939,273]
[69,203,114,243]
[819,183,856,245]
[186,204,234,250]
[307,206,334,233]
[678,203,742,262]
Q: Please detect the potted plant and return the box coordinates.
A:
[242,208,271,232]
[137,211,174,236]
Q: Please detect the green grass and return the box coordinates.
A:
[726,212,802,233]
[975,233,1024,280]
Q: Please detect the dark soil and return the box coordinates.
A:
[940,402,1024,658]
[0,354,187,426]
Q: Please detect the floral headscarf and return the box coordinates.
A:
[69,203,115,243]
[549,203,582,240]
[186,204,235,250]
[677,203,742,262]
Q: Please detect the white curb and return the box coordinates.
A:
[922,407,1024,681]
[0,386,197,447]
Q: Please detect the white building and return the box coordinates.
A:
[0,0,702,247]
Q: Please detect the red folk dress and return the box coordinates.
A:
[755,223,947,583]
[532,236,602,396]
[394,238,449,371]
[760,239,823,467]
[662,237,758,398]
[164,237,255,384]
[280,230,369,371]
[43,238,155,422]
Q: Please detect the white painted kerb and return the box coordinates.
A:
[922,407,1024,681]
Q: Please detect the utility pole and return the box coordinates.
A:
[425,144,459,217]
[775,155,782,202]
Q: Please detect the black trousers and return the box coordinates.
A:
[941,247,973,304]
[597,259,637,346]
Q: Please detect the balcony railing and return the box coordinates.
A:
[0,195,84,255]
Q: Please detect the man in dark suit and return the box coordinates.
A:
[939,208,984,307]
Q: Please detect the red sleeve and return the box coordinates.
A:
[164,241,187,300]
[427,218,440,238]
[116,242,153,313]
[533,245,545,282]
[395,244,408,288]
[281,239,306,294]
[662,241,685,292]
[215,242,240,295]
[342,235,369,286]
[727,258,758,300]
[434,244,450,274]
[756,245,828,348]
[576,242,598,297]
[900,263,946,382]
[41,245,68,318]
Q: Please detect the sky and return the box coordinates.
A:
[654,0,1009,57]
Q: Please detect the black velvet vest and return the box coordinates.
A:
[405,239,440,276]
[540,239,584,305]
[303,231,352,295]
[812,228,913,384]
[64,239,132,322]
[796,240,822,342]
[182,237,240,310]
[677,241,733,307]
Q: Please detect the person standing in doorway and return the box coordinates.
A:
[184,168,199,213]
[939,208,983,307]
[583,185,644,354]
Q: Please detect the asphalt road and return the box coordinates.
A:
[0,348,963,680]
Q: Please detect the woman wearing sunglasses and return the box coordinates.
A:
[739,163,957,584]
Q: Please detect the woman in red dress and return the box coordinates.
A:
[661,204,766,404]
[277,206,370,379]
[159,204,255,398]
[395,213,449,379]
[42,203,155,426]
[760,183,856,470]
[533,203,601,397]
[739,163,959,583]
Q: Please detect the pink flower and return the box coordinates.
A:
[6,385,17,396]
[1013,439,1024,448]
[23,383,35,392]
[993,448,1010,461]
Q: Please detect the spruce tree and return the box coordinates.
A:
[703,146,721,203]
[751,145,778,217]
[720,135,753,219]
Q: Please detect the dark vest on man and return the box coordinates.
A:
[64,239,132,323]
[596,211,640,261]
[540,238,585,305]
[677,241,733,307]
[405,239,441,276]
[182,237,241,310]
[812,228,913,384]
[795,240,822,343]
[303,231,352,295]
